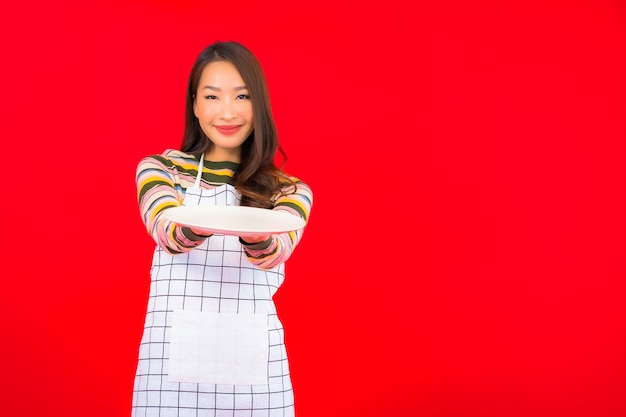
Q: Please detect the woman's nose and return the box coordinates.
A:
[220,99,236,119]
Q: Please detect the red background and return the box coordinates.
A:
[1,1,624,416]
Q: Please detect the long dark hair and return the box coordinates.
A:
[181,41,294,208]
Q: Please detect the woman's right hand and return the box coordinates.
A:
[187,226,214,238]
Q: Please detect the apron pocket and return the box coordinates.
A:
[168,310,269,385]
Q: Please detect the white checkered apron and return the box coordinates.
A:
[132,161,294,417]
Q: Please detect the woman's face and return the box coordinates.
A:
[193,61,254,162]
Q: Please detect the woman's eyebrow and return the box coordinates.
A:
[201,85,248,91]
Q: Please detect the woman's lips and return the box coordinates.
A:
[215,125,242,135]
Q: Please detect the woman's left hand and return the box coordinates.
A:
[239,235,271,244]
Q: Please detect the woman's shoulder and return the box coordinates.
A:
[138,149,198,168]
[281,171,309,187]
[279,173,313,197]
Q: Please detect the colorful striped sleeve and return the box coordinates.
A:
[241,178,313,269]
[136,154,208,254]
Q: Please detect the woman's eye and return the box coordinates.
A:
[236,94,251,100]
[204,95,218,100]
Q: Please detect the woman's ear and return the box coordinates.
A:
[192,95,198,118]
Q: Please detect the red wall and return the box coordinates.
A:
[1,1,624,416]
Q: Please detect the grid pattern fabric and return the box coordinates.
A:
[132,184,295,417]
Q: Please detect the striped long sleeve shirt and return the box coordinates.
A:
[136,149,313,269]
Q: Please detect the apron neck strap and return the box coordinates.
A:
[193,153,204,189]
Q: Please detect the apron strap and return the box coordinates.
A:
[192,153,205,190]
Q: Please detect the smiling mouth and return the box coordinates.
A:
[215,125,242,135]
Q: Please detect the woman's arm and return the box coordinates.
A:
[136,155,211,254]
[239,179,313,269]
